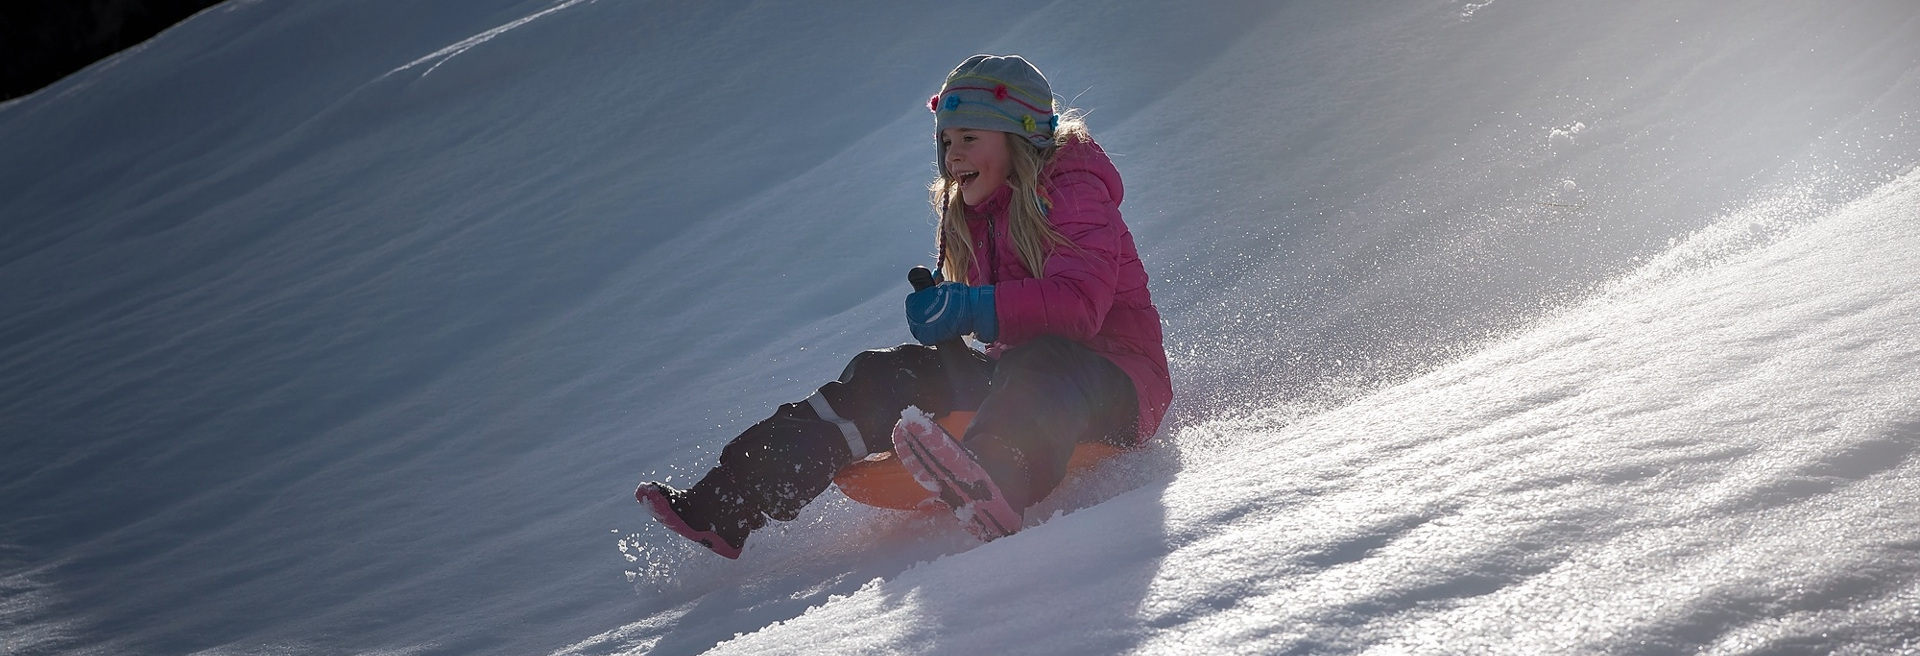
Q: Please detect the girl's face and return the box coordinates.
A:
[941,128,1011,206]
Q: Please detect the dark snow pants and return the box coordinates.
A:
[691,335,1139,524]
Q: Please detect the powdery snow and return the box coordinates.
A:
[3,1,1918,655]
[682,169,1920,656]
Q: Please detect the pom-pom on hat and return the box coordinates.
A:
[929,54,1058,150]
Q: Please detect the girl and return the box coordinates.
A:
[637,54,1171,559]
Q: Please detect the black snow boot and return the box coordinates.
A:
[635,479,759,559]
[637,398,857,558]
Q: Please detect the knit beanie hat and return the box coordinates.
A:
[929,54,1058,150]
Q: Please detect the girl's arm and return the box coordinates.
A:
[991,169,1122,344]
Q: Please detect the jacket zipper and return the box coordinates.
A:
[986,214,1000,284]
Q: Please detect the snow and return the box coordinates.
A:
[701,175,1920,655]
[3,1,1918,655]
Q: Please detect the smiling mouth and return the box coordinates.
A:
[956,171,979,186]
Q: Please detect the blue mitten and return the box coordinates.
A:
[906,282,998,345]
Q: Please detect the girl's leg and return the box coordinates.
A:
[700,343,988,518]
[641,343,989,556]
[962,335,1138,512]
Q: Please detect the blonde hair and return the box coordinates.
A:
[929,112,1091,283]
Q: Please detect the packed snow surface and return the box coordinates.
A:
[3,1,1917,655]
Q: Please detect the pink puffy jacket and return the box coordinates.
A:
[964,137,1173,443]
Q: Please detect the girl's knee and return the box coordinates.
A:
[837,343,938,383]
[995,334,1083,371]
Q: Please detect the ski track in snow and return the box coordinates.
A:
[387,0,596,79]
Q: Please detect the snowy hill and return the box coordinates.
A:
[3,1,1917,655]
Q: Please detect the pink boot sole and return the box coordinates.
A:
[890,406,1022,541]
[635,483,743,559]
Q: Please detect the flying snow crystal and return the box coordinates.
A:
[1549,121,1587,149]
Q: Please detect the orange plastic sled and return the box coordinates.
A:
[833,411,1124,510]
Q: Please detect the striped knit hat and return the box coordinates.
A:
[929,54,1058,150]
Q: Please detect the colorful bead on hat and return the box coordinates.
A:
[929,54,1057,149]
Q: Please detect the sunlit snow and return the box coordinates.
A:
[3,2,1916,655]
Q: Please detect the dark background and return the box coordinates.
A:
[2,0,224,101]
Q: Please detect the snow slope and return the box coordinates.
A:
[701,166,1920,656]
[2,1,1917,655]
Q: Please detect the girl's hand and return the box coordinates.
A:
[905,282,998,345]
